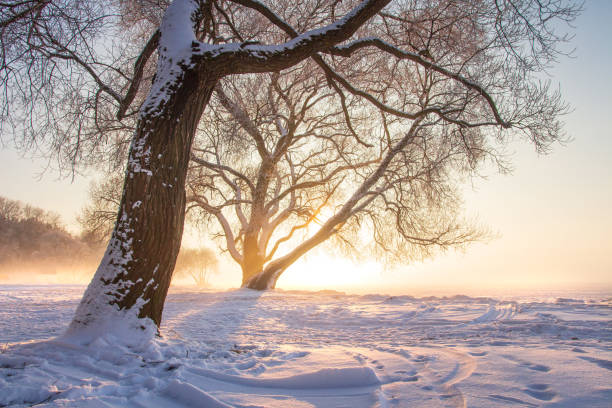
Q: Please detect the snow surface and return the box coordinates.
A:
[1,285,611,407]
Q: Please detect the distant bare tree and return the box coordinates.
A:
[185,0,580,289]
[0,196,101,280]
[0,197,21,222]
[0,196,61,227]
[1,0,581,330]
[174,247,218,287]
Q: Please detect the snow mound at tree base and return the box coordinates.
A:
[62,313,157,350]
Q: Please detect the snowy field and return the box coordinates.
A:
[1,285,611,407]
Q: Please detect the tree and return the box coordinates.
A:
[0,196,101,282]
[1,0,581,330]
[174,247,218,287]
[189,66,486,289]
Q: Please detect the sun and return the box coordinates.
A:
[276,251,385,292]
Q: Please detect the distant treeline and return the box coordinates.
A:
[0,196,103,282]
[0,195,218,285]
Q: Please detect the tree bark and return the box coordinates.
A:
[70,71,217,329]
[243,265,286,290]
[240,242,265,287]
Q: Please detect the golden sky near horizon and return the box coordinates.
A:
[1,2,611,293]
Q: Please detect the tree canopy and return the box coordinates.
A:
[189,64,489,289]
[0,0,581,329]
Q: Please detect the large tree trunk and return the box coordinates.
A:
[240,241,265,287]
[70,73,217,331]
[243,265,286,290]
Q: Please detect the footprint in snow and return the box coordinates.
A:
[523,383,557,401]
[501,354,551,372]
[524,363,551,372]
[578,356,612,371]
[490,340,512,346]
[468,351,487,357]
[390,369,419,382]
[488,394,538,407]
[369,359,385,370]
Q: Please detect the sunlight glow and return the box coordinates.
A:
[277,252,384,291]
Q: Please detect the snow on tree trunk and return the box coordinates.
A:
[69,0,215,332]
[70,82,215,331]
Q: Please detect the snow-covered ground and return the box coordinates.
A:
[1,286,611,407]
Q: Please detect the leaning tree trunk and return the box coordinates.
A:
[70,74,217,330]
[241,258,267,288]
[241,235,286,290]
[243,265,287,290]
[65,0,392,325]
[242,224,340,290]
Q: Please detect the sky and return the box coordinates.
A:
[1,1,611,294]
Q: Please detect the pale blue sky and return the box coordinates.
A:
[1,1,611,292]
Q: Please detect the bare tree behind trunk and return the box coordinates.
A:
[174,247,218,287]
